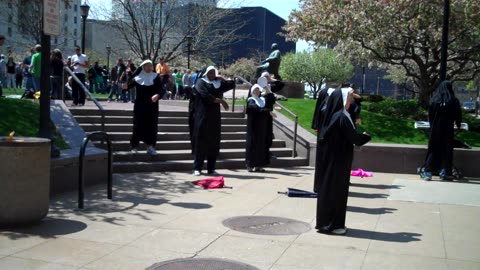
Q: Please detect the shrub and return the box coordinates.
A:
[364,98,427,120]
[462,112,480,132]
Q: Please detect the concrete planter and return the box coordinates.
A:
[0,137,51,225]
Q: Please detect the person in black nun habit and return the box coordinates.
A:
[420,81,462,181]
[253,72,285,158]
[190,66,235,176]
[129,60,165,156]
[315,88,371,235]
[245,84,276,172]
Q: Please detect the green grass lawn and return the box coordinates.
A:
[0,98,69,150]
[277,98,480,147]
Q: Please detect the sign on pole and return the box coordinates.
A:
[43,0,60,36]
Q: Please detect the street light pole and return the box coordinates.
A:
[186,36,192,69]
[439,0,450,82]
[106,45,111,71]
[80,2,90,54]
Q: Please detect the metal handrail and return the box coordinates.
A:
[78,131,113,209]
[64,67,106,133]
[235,75,298,158]
[274,102,298,158]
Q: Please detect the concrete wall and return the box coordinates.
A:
[272,112,480,178]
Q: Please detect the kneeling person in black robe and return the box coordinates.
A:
[190,66,235,176]
[245,84,276,172]
[315,88,371,235]
[129,60,164,155]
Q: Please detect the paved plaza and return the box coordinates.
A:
[1,168,479,270]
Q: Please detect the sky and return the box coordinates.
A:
[86,0,310,52]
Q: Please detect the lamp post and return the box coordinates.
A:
[186,35,193,69]
[439,0,450,82]
[80,2,90,54]
[106,44,111,71]
[156,0,166,57]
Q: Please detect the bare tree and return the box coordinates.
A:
[92,0,247,64]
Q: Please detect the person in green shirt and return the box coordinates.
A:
[174,69,183,100]
[30,44,42,91]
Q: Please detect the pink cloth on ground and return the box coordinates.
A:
[351,169,374,178]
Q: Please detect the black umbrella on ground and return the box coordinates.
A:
[278,188,317,198]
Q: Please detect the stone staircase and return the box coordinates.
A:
[70,108,308,173]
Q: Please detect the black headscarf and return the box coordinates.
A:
[317,88,344,141]
[430,81,456,106]
[311,88,330,130]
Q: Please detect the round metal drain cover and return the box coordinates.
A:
[146,258,260,270]
[223,216,311,235]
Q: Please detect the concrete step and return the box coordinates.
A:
[75,116,248,125]
[70,109,245,118]
[92,132,247,141]
[113,148,293,162]
[80,124,246,133]
[95,139,286,151]
[113,157,309,173]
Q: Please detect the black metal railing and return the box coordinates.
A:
[64,67,106,133]
[78,131,113,209]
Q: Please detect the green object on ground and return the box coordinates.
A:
[277,98,480,147]
[0,98,69,150]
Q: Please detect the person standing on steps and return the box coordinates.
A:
[70,45,89,106]
[128,60,165,156]
[245,84,276,172]
[190,66,234,176]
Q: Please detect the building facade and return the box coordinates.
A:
[212,6,296,66]
[0,0,82,57]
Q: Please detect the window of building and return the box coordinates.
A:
[74,16,77,24]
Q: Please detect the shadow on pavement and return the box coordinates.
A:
[1,218,88,240]
[347,206,397,215]
[347,228,422,243]
[170,202,212,209]
[348,192,388,199]
[350,183,402,190]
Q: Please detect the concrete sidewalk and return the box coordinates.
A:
[1,168,479,270]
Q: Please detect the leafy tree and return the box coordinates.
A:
[285,0,480,106]
[93,0,245,63]
[221,57,257,80]
[279,49,354,98]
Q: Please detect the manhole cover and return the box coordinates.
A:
[222,216,311,235]
[146,258,260,270]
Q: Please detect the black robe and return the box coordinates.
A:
[245,93,276,168]
[190,78,235,157]
[316,112,371,232]
[129,73,164,147]
[423,92,462,175]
